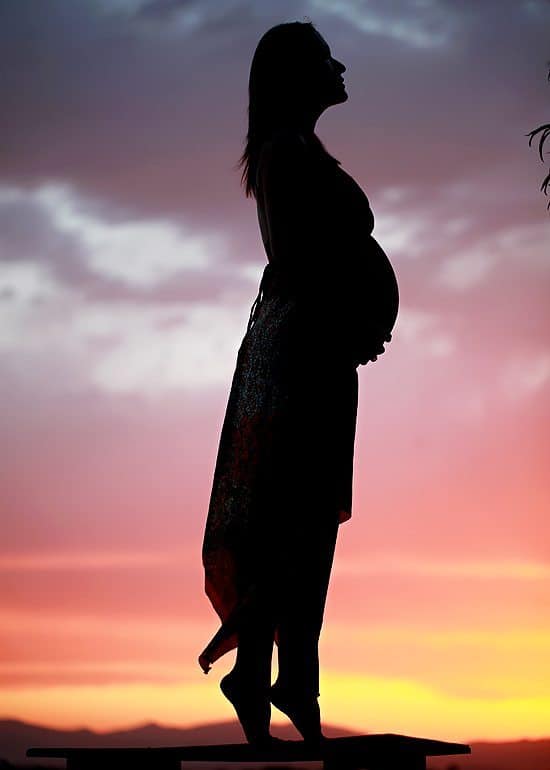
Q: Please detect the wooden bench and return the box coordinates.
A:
[27,733,471,769]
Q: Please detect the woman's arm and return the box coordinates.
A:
[257,131,334,297]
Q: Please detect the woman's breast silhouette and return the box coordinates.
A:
[199,20,399,749]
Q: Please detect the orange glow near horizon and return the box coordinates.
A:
[2,673,550,743]
[2,552,550,742]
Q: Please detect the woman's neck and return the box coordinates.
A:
[271,107,322,140]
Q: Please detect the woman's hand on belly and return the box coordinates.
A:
[353,329,392,366]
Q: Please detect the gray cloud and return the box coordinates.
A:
[0,185,255,304]
[310,0,462,48]
[135,0,197,20]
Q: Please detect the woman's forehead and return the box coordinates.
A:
[311,29,330,55]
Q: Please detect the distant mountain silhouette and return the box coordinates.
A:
[0,717,359,767]
[1,718,549,769]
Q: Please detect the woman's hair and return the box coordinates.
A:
[236,20,341,200]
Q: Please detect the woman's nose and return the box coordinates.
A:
[335,59,346,74]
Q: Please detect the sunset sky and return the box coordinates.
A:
[1,0,549,744]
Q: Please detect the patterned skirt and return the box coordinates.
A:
[198,287,359,675]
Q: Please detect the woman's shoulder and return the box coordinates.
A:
[256,131,311,192]
[257,130,345,179]
[259,130,309,164]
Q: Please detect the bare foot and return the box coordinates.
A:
[220,671,272,745]
[269,683,324,744]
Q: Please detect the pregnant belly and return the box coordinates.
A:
[351,236,399,336]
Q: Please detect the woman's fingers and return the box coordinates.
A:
[355,331,394,365]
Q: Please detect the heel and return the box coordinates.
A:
[220,672,272,746]
[269,683,324,745]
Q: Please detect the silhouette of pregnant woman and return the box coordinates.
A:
[199,21,399,748]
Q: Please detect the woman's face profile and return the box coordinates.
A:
[306,29,348,109]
